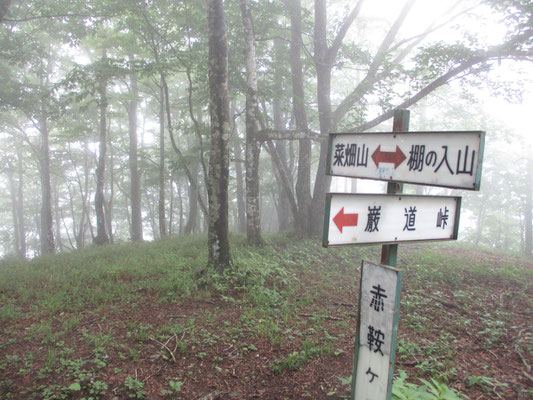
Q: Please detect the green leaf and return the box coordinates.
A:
[69,382,82,391]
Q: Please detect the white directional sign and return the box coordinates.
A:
[327,131,485,190]
[352,261,402,400]
[323,193,461,247]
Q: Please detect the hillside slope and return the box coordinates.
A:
[1,235,532,399]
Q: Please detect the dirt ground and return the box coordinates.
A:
[1,244,532,399]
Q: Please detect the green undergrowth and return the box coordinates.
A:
[0,236,209,317]
[0,235,531,399]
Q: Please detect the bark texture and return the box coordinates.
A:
[39,81,55,254]
[206,0,232,271]
[311,0,365,236]
[286,0,311,235]
[94,53,110,246]
[158,79,167,237]
[525,155,532,256]
[240,0,263,245]
[128,61,143,242]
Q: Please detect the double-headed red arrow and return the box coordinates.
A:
[371,145,406,169]
[333,207,358,233]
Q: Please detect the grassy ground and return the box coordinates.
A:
[0,234,531,399]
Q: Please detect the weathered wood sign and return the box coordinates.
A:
[351,261,402,400]
[323,193,461,247]
[327,131,485,190]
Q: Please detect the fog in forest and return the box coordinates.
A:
[1,0,532,259]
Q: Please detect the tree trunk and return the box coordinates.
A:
[6,163,20,256]
[287,0,312,235]
[206,0,232,271]
[310,0,333,236]
[176,177,184,235]
[39,90,55,254]
[474,196,486,247]
[525,155,532,256]
[106,116,114,244]
[53,179,62,251]
[128,59,143,242]
[234,140,246,234]
[94,52,109,246]
[169,173,175,235]
[16,143,25,257]
[158,78,167,237]
[75,138,91,249]
[231,101,246,234]
[240,0,263,245]
[272,38,292,232]
[184,163,199,235]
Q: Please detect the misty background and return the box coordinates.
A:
[0,0,532,259]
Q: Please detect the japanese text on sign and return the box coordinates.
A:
[353,261,402,400]
[324,193,461,247]
[328,131,485,190]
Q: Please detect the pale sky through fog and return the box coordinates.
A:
[330,0,533,195]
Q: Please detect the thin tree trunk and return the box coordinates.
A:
[286,0,311,235]
[184,163,199,235]
[162,75,208,218]
[169,172,174,235]
[94,52,110,246]
[234,140,246,233]
[106,117,114,244]
[231,101,246,234]
[16,144,25,257]
[272,38,292,231]
[240,0,263,245]
[474,196,486,247]
[53,179,62,251]
[310,0,333,236]
[77,138,91,249]
[525,155,532,256]
[128,58,143,242]
[39,89,55,254]
[6,163,20,256]
[206,0,232,271]
[311,0,365,236]
[158,78,167,237]
[176,178,184,235]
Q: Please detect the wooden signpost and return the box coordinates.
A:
[351,261,402,400]
[323,109,485,400]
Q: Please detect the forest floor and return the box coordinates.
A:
[0,235,532,399]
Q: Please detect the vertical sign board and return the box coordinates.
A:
[352,261,402,400]
[323,193,461,247]
[327,131,485,190]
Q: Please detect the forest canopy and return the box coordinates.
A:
[0,0,532,261]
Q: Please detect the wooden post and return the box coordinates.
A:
[380,109,410,267]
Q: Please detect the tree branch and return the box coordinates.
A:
[390,1,478,64]
[351,56,485,132]
[162,76,208,216]
[264,141,298,217]
[367,0,416,77]
[327,0,366,63]
[257,129,323,143]
[332,0,415,126]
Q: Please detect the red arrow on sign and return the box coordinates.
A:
[333,207,358,233]
[371,145,406,169]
